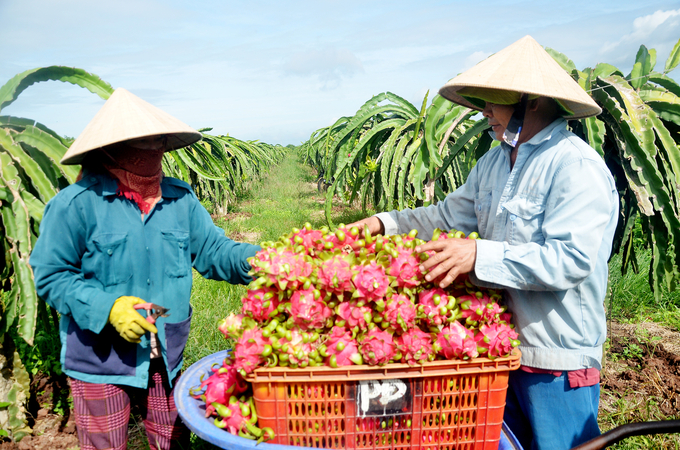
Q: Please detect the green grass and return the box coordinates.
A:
[607,248,680,330]
[183,273,246,367]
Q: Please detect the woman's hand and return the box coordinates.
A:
[108,296,158,343]
[415,238,477,288]
[346,216,384,237]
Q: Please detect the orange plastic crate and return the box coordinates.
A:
[247,349,520,449]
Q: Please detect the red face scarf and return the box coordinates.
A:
[103,145,165,216]
[106,167,163,215]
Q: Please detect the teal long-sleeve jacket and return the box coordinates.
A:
[29,171,259,388]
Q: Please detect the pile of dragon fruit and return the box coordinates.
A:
[192,224,519,441]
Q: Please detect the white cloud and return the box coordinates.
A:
[601,9,680,54]
[358,43,470,72]
[282,47,364,91]
[464,51,492,71]
[632,9,680,38]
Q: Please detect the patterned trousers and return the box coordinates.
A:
[69,360,190,450]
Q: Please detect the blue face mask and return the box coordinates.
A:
[502,94,528,147]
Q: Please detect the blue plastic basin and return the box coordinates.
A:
[174,350,522,449]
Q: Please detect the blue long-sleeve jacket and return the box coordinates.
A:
[30,172,259,387]
[377,119,618,371]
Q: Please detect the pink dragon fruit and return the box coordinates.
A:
[475,322,520,358]
[352,261,390,300]
[497,311,513,325]
[241,286,280,322]
[459,292,504,326]
[323,326,363,367]
[379,293,416,333]
[435,321,479,360]
[317,224,361,252]
[249,247,313,291]
[193,363,248,417]
[430,228,469,241]
[212,397,269,440]
[233,327,271,375]
[218,313,246,340]
[277,328,320,368]
[430,228,451,241]
[336,300,373,331]
[315,253,355,294]
[417,287,458,327]
[213,399,247,431]
[395,328,434,365]
[359,328,396,365]
[352,226,387,257]
[285,223,324,253]
[288,288,333,330]
[387,245,422,289]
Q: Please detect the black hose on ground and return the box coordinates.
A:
[570,420,680,450]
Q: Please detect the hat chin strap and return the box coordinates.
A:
[502,94,528,147]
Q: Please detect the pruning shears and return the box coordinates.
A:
[134,302,170,325]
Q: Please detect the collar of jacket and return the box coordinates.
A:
[498,118,567,155]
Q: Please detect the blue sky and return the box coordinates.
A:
[1,1,679,145]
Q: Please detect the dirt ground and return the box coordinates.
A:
[601,321,680,420]
[0,373,79,450]
[1,320,678,449]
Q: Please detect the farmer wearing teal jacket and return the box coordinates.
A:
[30,88,259,450]
[351,36,619,450]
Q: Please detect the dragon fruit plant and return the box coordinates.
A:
[196,224,520,440]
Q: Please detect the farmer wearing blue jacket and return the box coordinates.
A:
[30,88,259,450]
[351,36,619,450]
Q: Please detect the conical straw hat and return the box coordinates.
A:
[61,88,202,165]
[438,35,601,119]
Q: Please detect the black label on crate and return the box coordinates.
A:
[356,379,412,416]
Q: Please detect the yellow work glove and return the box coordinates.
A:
[108,296,158,343]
